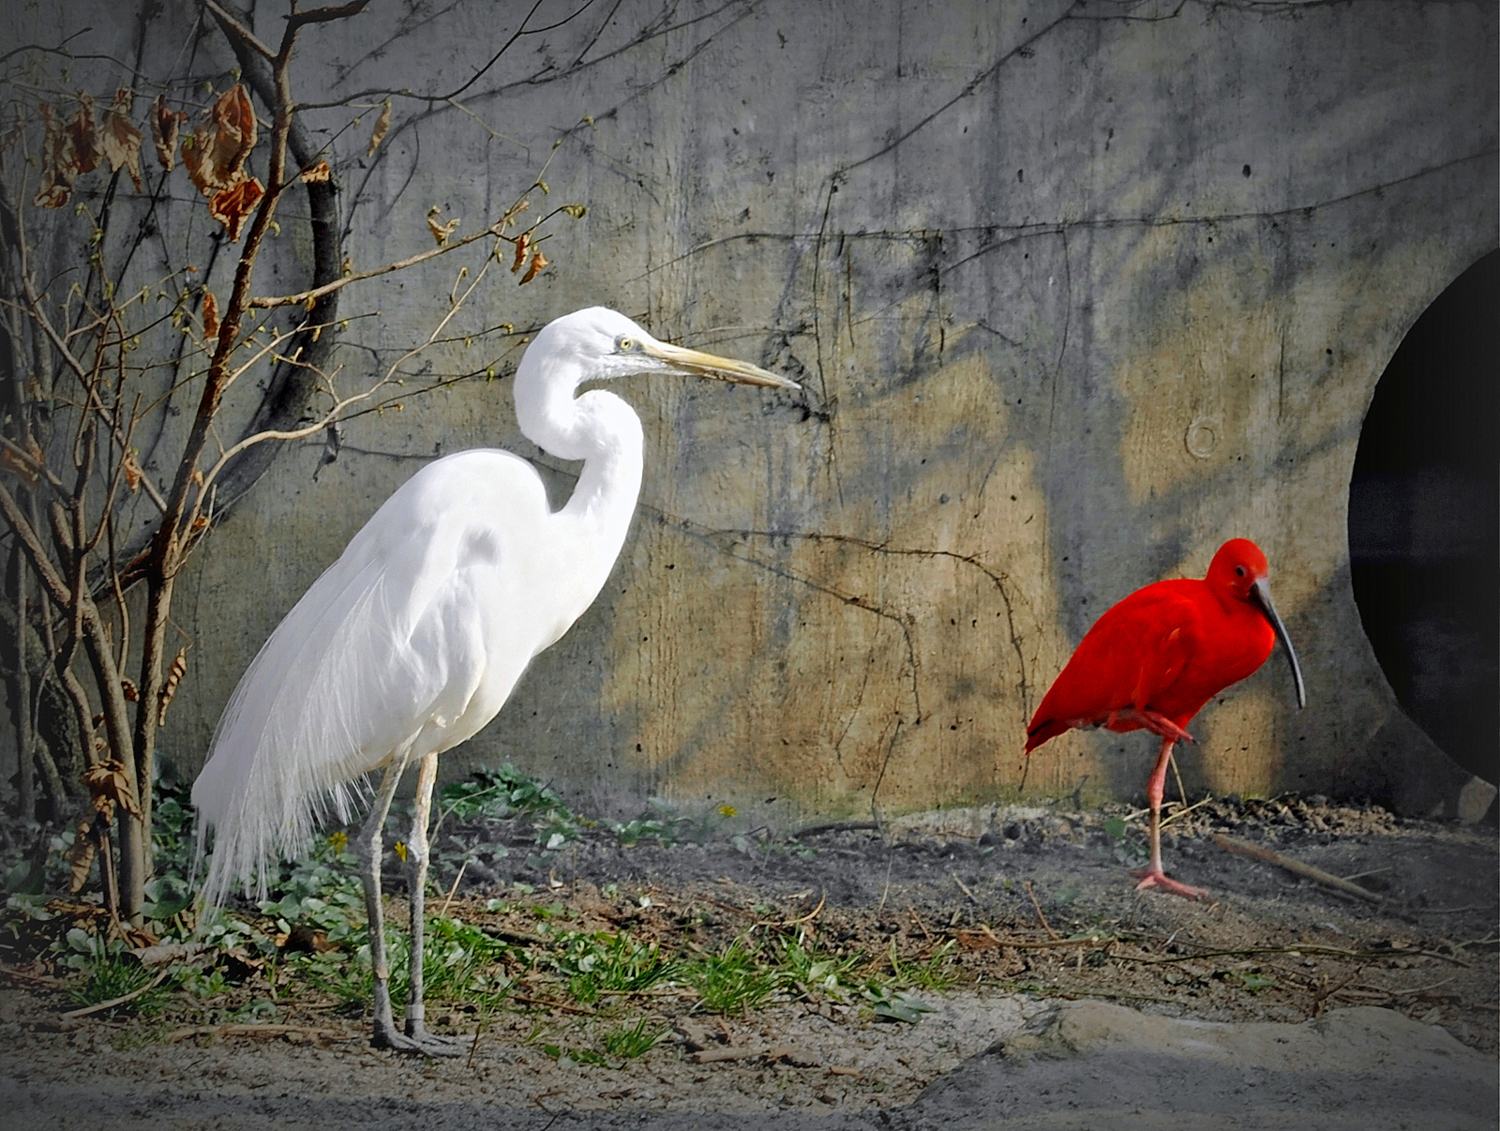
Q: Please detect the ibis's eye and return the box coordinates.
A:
[617,336,636,352]
[1235,565,1247,578]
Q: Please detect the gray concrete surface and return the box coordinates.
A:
[7,0,1496,820]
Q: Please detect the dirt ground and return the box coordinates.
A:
[1,794,1496,1129]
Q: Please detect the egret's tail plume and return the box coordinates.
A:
[192,557,396,912]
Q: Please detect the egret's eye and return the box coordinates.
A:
[617,336,636,352]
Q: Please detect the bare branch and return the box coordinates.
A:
[201,0,276,60]
[199,249,496,504]
[287,0,372,29]
[248,216,513,308]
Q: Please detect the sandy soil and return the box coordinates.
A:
[1,795,1496,1129]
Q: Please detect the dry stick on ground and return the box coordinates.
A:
[1119,942,1470,968]
[951,873,979,904]
[1025,880,1059,940]
[1212,833,1382,903]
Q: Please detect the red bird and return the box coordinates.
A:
[1026,538,1306,899]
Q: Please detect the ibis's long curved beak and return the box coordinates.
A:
[1251,576,1307,709]
[643,339,800,389]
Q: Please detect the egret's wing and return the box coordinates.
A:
[193,451,545,905]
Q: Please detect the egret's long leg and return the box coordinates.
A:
[1130,737,1207,900]
[402,750,460,1053]
[356,756,408,1049]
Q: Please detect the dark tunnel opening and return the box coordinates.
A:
[1348,248,1499,786]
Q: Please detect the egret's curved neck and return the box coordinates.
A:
[513,348,644,536]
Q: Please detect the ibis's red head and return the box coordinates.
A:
[1208,538,1307,709]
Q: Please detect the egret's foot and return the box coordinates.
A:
[406,1019,466,1056]
[371,1020,466,1057]
[1130,867,1208,900]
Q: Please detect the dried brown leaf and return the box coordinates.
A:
[67,818,96,894]
[67,93,99,176]
[150,95,188,171]
[299,159,330,183]
[519,249,548,285]
[426,207,459,246]
[208,176,263,242]
[0,446,39,486]
[367,98,391,156]
[201,288,220,339]
[157,647,187,726]
[121,450,143,493]
[510,231,529,273]
[34,102,77,208]
[82,759,141,823]
[183,84,256,195]
[101,88,143,191]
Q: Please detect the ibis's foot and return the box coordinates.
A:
[1131,867,1208,900]
[371,1020,465,1057]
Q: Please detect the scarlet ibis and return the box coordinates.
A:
[1025,538,1306,899]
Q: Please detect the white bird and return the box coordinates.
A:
[193,307,798,1055]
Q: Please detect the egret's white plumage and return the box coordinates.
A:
[192,307,796,1053]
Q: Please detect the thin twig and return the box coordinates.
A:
[790,820,880,839]
[1159,793,1215,828]
[780,888,825,927]
[439,859,469,919]
[1168,750,1188,807]
[248,217,513,309]
[1024,880,1059,941]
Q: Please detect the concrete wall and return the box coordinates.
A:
[14,0,1497,823]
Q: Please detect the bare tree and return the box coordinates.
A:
[0,0,579,924]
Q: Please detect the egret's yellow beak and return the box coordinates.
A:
[643,340,800,389]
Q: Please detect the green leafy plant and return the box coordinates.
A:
[864,984,935,1023]
[776,935,867,1002]
[554,930,679,1004]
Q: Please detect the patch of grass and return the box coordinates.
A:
[555,930,679,1004]
[687,941,779,1014]
[886,937,960,991]
[775,935,868,1001]
[540,1042,610,1067]
[601,1017,665,1059]
[67,955,170,1016]
[296,914,514,1012]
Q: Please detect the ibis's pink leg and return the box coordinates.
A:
[1130,737,1207,900]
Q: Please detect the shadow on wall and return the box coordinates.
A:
[1349,249,1499,787]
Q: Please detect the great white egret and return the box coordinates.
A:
[1024,539,1305,899]
[193,307,798,1054]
